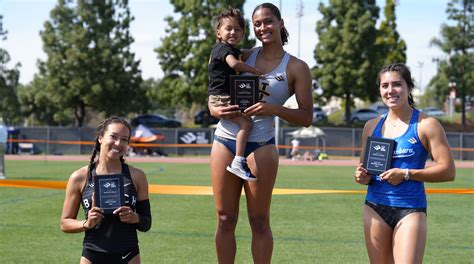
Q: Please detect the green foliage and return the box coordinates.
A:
[313,0,380,124]
[0,49,21,124]
[141,77,161,112]
[375,0,406,66]
[430,0,473,126]
[17,75,75,126]
[426,60,451,107]
[31,0,145,126]
[313,0,407,125]
[155,0,254,109]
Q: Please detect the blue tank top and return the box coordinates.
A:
[215,47,291,142]
[366,109,429,208]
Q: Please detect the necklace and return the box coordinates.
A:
[385,117,410,127]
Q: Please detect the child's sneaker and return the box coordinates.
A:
[226,160,257,181]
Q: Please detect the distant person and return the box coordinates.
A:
[303,150,314,161]
[61,116,151,263]
[208,7,264,181]
[0,119,7,179]
[209,3,313,263]
[355,63,455,263]
[290,138,300,160]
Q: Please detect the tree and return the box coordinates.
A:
[0,49,21,125]
[17,73,75,126]
[424,60,450,108]
[36,0,145,126]
[375,0,406,66]
[155,0,254,110]
[313,0,380,124]
[431,0,473,127]
[0,14,22,125]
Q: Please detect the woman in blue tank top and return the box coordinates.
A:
[355,63,455,263]
[61,117,151,263]
[208,3,313,263]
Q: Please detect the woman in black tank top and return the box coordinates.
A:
[60,116,152,264]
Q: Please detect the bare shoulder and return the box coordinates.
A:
[241,48,256,61]
[68,166,89,188]
[287,56,311,88]
[288,55,310,72]
[418,112,445,137]
[128,165,149,198]
[363,116,381,135]
[128,165,147,182]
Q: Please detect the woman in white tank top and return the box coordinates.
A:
[208,3,313,263]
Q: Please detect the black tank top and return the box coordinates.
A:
[81,163,139,253]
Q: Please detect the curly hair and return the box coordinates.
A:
[212,8,246,42]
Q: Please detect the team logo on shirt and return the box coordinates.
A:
[259,81,270,101]
[275,75,284,81]
[393,148,415,158]
[408,137,417,144]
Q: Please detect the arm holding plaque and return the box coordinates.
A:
[60,166,104,233]
[355,123,374,185]
[113,166,152,231]
[357,118,410,186]
[243,57,313,127]
[208,99,241,120]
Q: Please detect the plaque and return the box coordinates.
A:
[363,136,395,175]
[230,75,259,111]
[94,174,124,214]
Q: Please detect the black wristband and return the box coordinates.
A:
[135,199,151,232]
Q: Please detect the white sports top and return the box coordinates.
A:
[215,47,291,142]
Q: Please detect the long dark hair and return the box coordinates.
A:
[88,116,132,171]
[377,63,416,108]
[252,3,289,45]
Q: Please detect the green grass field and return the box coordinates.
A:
[0,159,473,263]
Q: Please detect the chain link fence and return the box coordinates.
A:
[7,126,474,160]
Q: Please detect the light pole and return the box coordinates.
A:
[296,0,304,58]
[417,61,424,92]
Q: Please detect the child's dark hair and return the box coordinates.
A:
[213,8,245,42]
[252,3,289,45]
[376,63,416,108]
[88,116,132,170]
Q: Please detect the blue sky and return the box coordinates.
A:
[1,0,449,92]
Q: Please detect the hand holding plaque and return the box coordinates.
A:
[363,137,395,175]
[94,174,125,214]
[230,75,259,111]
